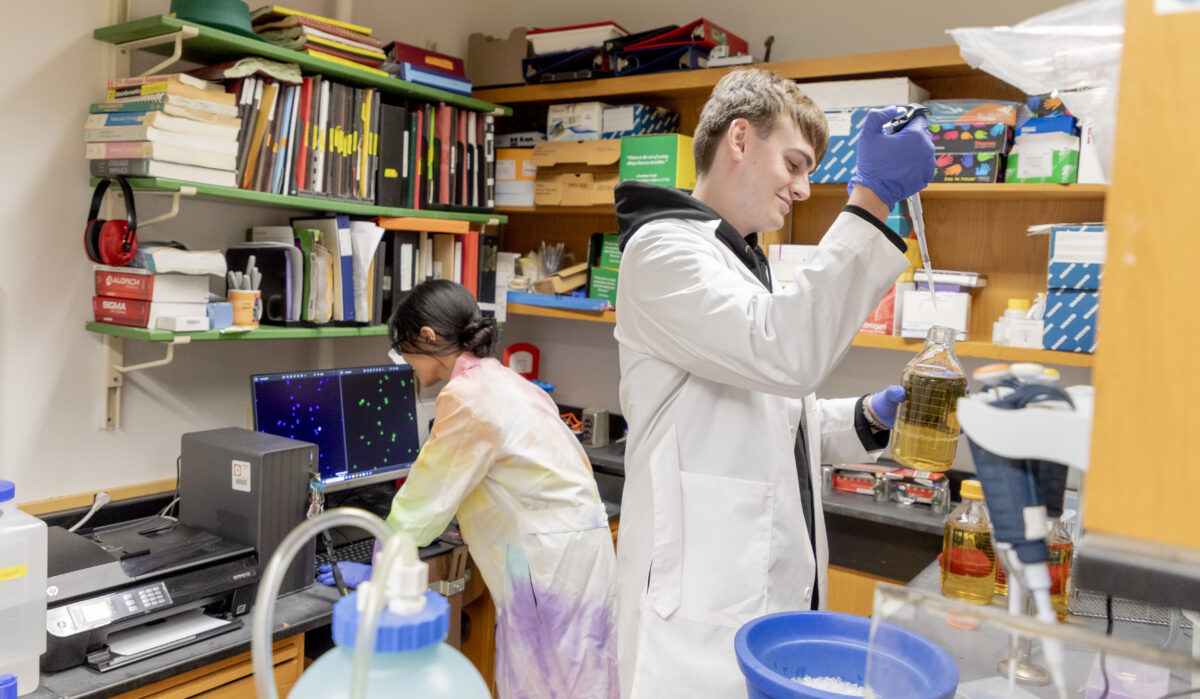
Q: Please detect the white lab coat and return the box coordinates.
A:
[613,211,908,699]
[387,353,618,699]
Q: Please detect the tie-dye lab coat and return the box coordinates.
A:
[387,353,618,699]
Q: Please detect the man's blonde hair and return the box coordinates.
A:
[693,68,828,177]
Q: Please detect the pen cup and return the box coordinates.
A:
[229,289,262,328]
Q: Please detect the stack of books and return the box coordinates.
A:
[91,263,212,331]
[250,5,388,77]
[85,73,241,187]
[382,41,472,96]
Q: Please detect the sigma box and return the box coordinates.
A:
[618,134,695,189]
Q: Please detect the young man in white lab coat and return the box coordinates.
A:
[611,68,935,698]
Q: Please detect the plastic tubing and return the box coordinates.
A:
[350,529,420,699]
[251,508,392,699]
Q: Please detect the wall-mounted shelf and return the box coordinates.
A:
[502,307,1092,366]
[86,321,389,343]
[92,177,507,224]
[94,15,511,115]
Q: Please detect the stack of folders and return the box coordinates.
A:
[85,73,241,187]
[250,5,389,77]
[375,220,501,322]
[381,41,473,96]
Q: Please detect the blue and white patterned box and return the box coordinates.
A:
[1047,224,1106,291]
[602,104,680,139]
[813,108,873,183]
[1047,262,1103,291]
[1042,291,1099,353]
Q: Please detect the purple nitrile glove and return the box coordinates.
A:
[847,106,937,210]
[869,385,907,429]
[317,561,372,589]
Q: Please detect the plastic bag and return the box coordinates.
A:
[947,0,1124,179]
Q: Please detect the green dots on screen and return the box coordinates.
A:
[358,399,365,406]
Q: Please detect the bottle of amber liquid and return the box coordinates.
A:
[941,480,996,605]
[890,326,968,472]
[1048,514,1074,621]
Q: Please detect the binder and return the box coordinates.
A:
[614,45,710,77]
[623,18,748,56]
[376,101,409,207]
[522,47,610,84]
[602,25,679,56]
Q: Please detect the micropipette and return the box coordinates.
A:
[883,104,936,309]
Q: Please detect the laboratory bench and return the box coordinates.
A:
[901,561,1197,696]
[27,540,461,699]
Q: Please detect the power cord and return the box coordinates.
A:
[320,530,349,596]
[68,491,112,532]
[1098,594,1114,699]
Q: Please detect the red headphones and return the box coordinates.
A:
[84,176,138,266]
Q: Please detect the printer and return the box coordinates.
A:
[42,516,257,673]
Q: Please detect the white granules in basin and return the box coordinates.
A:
[792,675,865,696]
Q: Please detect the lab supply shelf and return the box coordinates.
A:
[485,45,1107,367]
[86,321,389,342]
[91,177,507,225]
[506,303,616,324]
[94,15,511,115]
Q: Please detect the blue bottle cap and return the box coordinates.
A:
[0,481,14,504]
[332,590,449,653]
[0,673,17,699]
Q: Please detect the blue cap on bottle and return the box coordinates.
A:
[332,590,449,653]
[0,673,18,699]
[0,481,14,504]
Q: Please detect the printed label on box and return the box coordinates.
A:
[496,159,516,181]
[605,106,636,133]
[826,111,853,137]
[231,459,252,492]
[1018,150,1054,179]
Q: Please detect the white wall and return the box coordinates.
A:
[1,0,1077,502]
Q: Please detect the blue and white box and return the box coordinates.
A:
[1042,291,1100,353]
[1043,224,1105,353]
[813,108,874,183]
[601,104,680,139]
[547,101,608,141]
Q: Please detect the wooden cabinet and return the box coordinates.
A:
[112,635,304,699]
[475,46,1106,368]
[826,565,905,617]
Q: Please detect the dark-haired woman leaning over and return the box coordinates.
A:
[322,279,618,699]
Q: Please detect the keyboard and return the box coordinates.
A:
[314,537,376,573]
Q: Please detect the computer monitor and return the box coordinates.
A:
[251,364,421,492]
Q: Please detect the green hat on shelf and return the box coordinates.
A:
[170,0,265,41]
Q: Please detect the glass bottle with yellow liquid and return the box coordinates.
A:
[890,325,967,472]
[1048,515,1074,621]
[941,479,996,605]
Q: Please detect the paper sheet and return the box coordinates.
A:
[106,608,231,657]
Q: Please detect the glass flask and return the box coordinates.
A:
[890,325,968,472]
[941,479,996,605]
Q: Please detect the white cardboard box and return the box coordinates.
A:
[794,77,930,111]
[900,290,970,340]
[547,102,608,141]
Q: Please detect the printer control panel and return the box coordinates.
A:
[47,582,173,637]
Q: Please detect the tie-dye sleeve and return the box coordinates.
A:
[385,389,496,546]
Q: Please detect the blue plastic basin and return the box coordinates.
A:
[734,611,958,699]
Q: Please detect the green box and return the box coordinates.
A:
[589,266,619,306]
[1005,133,1080,183]
[619,134,696,189]
[598,234,622,269]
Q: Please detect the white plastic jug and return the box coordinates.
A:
[289,590,489,699]
[0,481,48,696]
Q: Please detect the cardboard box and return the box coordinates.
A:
[588,265,619,306]
[1006,132,1080,183]
[532,262,589,294]
[1042,291,1099,353]
[1077,122,1107,184]
[1047,224,1106,290]
[466,27,529,87]
[602,104,680,139]
[813,107,873,183]
[547,101,608,141]
[933,152,1003,183]
[795,77,929,111]
[929,122,1012,154]
[495,147,537,207]
[93,296,208,328]
[531,140,621,206]
[593,233,622,269]
[94,264,210,303]
[900,290,970,340]
[1017,116,1077,137]
[619,134,696,189]
[860,281,914,336]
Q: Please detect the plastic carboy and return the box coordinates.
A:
[940,479,996,605]
[0,481,48,696]
[289,590,490,698]
[890,325,968,472]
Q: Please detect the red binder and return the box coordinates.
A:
[624,18,748,56]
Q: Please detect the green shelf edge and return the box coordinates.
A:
[88,177,507,223]
[87,321,390,342]
[94,15,511,116]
